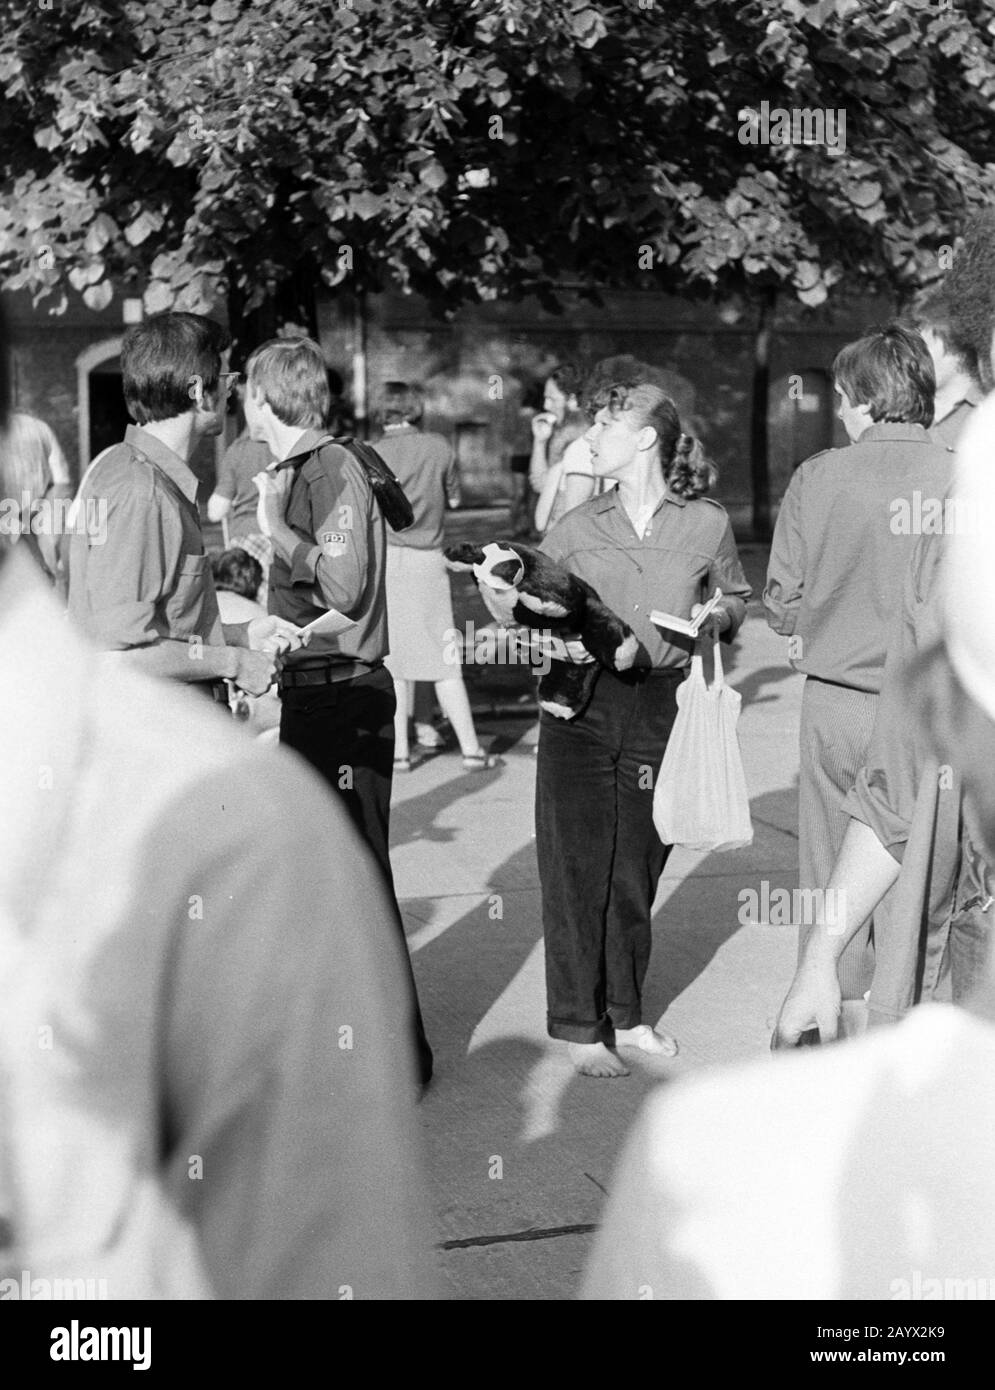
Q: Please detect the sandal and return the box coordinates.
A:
[394,753,423,773]
[461,751,502,772]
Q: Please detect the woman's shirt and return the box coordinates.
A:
[372,426,460,550]
[540,486,751,669]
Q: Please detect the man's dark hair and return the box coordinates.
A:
[832,324,936,427]
[122,312,231,425]
[212,547,263,601]
[945,209,995,393]
[907,286,980,384]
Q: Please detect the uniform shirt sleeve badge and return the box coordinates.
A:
[321,531,348,557]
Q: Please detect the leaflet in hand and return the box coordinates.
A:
[650,588,724,639]
[300,608,356,638]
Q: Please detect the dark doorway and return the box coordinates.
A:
[88,361,130,464]
[768,369,836,509]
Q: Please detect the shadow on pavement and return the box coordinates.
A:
[641,786,800,1024]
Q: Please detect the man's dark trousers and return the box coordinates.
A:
[279,664,434,1085]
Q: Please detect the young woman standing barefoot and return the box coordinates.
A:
[536,360,751,1077]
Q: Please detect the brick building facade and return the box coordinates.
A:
[4,282,894,531]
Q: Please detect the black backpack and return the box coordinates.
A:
[315,434,414,533]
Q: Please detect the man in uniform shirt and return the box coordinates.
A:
[248,335,433,1086]
[67,312,300,701]
[764,325,953,1001]
[0,306,436,1301]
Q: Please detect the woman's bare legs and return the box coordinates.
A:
[392,675,411,762]
[434,677,485,757]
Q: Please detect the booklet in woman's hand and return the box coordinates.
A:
[650,587,723,639]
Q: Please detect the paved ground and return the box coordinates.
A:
[389,514,805,1299]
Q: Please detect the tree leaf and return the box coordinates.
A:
[143,280,175,315]
[420,162,447,190]
[845,180,883,208]
[125,210,163,246]
[82,280,113,311]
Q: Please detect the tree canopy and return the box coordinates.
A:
[1,0,994,330]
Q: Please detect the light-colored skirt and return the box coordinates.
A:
[384,545,458,682]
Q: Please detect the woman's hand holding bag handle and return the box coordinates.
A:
[652,631,753,852]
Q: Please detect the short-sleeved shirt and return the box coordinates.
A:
[762,423,953,693]
[266,428,388,667]
[540,486,751,669]
[67,425,223,651]
[372,425,460,550]
[213,433,274,540]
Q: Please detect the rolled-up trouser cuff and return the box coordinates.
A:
[607,1006,641,1031]
[547,1014,615,1045]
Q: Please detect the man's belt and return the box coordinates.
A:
[279,659,381,689]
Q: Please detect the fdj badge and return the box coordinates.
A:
[321,531,348,558]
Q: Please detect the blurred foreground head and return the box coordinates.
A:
[945,209,995,393]
[937,209,995,861]
[0,300,11,562]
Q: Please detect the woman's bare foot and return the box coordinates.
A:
[568,1042,630,1077]
[614,1024,679,1057]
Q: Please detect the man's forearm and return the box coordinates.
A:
[761,584,800,635]
[803,818,901,966]
[111,638,238,683]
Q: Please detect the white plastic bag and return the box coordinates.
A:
[653,635,753,851]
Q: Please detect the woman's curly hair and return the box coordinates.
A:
[583,357,717,500]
